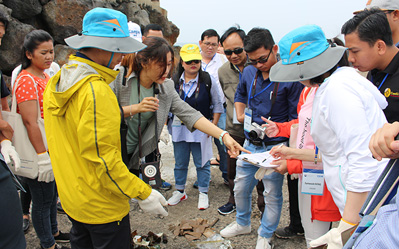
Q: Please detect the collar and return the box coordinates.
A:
[180,72,199,85]
[371,51,399,76]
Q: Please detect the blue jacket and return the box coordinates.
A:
[234,65,303,142]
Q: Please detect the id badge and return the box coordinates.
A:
[244,108,252,132]
[301,161,324,196]
[172,115,182,127]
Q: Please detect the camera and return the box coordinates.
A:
[248,122,266,140]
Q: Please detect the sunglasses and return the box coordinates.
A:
[185,60,201,65]
[224,48,244,56]
[248,49,273,65]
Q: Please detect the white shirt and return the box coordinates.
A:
[201,53,227,104]
[11,62,60,89]
[311,67,388,214]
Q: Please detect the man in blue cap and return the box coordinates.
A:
[43,8,168,249]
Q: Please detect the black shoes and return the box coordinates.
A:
[274,226,304,239]
[217,202,236,215]
[54,231,71,243]
[23,217,30,233]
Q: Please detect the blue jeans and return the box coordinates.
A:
[214,110,228,181]
[25,178,58,248]
[234,140,285,239]
[173,141,211,193]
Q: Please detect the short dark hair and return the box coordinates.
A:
[142,23,163,36]
[125,36,174,79]
[341,7,393,47]
[0,10,8,28]
[22,30,53,69]
[201,29,220,42]
[244,28,275,53]
[220,26,245,46]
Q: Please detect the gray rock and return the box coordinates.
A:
[3,0,42,20]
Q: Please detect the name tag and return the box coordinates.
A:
[244,108,252,132]
[301,161,324,196]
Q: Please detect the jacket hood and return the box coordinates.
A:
[44,55,119,116]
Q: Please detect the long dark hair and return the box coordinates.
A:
[21,30,53,69]
[124,36,174,79]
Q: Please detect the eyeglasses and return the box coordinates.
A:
[203,42,218,47]
[224,48,244,56]
[185,60,201,65]
[248,49,273,65]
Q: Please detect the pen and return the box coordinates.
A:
[262,144,284,163]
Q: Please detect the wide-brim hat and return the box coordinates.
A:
[65,7,146,53]
[180,44,202,62]
[270,25,346,82]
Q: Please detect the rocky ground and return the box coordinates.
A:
[25,131,307,249]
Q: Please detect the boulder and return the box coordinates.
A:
[2,0,42,20]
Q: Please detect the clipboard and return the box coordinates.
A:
[237,152,277,168]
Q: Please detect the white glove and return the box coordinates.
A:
[290,173,299,180]
[255,167,275,180]
[310,219,357,248]
[1,140,21,171]
[37,152,55,183]
[138,189,168,216]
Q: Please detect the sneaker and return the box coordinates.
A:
[160,180,172,191]
[220,221,251,238]
[167,190,187,206]
[23,218,30,233]
[198,192,209,210]
[223,178,229,186]
[54,231,70,243]
[217,202,236,215]
[193,180,199,189]
[57,202,66,214]
[255,235,273,249]
[274,226,304,239]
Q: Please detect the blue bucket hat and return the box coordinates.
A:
[270,25,346,82]
[65,8,146,53]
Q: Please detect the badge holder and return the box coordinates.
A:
[301,147,324,196]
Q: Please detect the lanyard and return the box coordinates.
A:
[202,53,216,72]
[248,71,273,106]
[314,146,319,164]
[371,73,389,90]
[182,81,196,101]
[233,64,242,82]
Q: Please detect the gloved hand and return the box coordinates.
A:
[138,189,168,216]
[255,167,275,180]
[309,218,357,249]
[37,152,55,183]
[290,173,299,180]
[1,139,21,171]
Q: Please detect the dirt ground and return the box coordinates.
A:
[24,130,307,249]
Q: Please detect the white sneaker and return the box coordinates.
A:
[220,221,251,238]
[198,192,209,210]
[167,190,187,206]
[255,235,273,249]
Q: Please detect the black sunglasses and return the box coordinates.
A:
[185,60,201,65]
[224,47,244,56]
[248,49,273,65]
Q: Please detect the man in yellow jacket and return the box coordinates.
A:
[43,8,168,249]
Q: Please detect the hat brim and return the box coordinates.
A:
[180,54,202,62]
[270,46,347,82]
[65,35,146,53]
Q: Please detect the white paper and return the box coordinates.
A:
[201,134,213,167]
[237,151,277,168]
[233,107,241,124]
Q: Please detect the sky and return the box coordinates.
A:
[160,0,367,46]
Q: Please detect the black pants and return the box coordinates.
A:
[0,161,26,249]
[287,175,304,232]
[68,214,132,249]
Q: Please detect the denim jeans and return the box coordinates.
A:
[173,141,211,193]
[25,177,58,248]
[214,110,228,181]
[234,140,285,239]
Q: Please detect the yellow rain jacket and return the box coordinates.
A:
[43,55,151,224]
